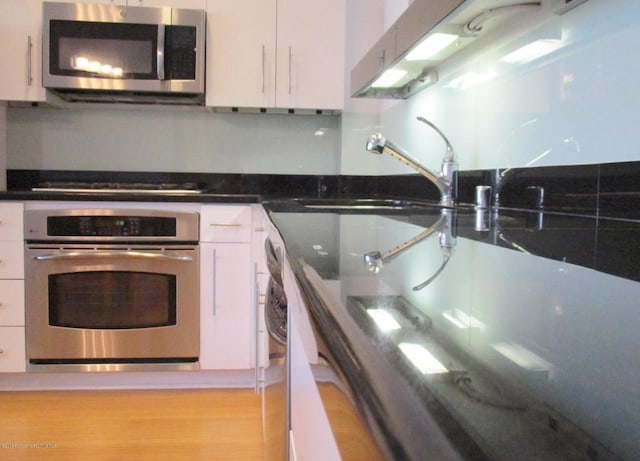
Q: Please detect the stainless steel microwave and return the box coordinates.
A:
[42,2,206,105]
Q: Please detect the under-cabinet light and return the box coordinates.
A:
[399,342,448,375]
[366,309,401,333]
[500,39,562,64]
[371,69,408,88]
[406,33,459,61]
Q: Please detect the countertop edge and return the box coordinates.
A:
[0,191,261,203]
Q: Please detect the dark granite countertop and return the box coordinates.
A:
[2,168,638,459]
[264,199,639,461]
[0,189,260,203]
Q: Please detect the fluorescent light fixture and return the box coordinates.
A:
[399,342,448,374]
[406,33,459,61]
[371,69,408,88]
[366,309,401,332]
[491,342,552,371]
[500,39,562,64]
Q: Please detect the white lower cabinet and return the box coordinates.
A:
[0,202,25,373]
[0,279,26,373]
[199,204,255,370]
[0,280,25,327]
[289,315,341,461]
[0,242,24,279]
[274,231,341,460]
[0,327,26,372]
[199,242,253,369]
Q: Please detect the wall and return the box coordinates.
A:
[341,0,640,174]
[7,108,341,175]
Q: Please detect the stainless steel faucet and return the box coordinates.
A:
[366,116,456,207]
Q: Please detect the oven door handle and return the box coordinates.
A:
[33,250,193,262]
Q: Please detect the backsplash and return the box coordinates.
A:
[342,0,640,174]
[6,108,341,175]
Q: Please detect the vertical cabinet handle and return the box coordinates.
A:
[288,46,293,94]
[27,35,33,86]
[253,263,259,393]
[262,45,266,94]
[212,248,217,316]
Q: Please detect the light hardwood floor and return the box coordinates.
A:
[0,389,265,461]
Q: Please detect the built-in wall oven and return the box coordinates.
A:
[24,208,200,372]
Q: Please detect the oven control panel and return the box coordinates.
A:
[47,215,177,237]
[24,209,199,242]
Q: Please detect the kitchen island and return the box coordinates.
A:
[264,199,639,461]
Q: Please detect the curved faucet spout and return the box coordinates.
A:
[363,211,447,273]
[364,208,456,291]
[366,117,456,207]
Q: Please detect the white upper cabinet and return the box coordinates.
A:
[206,0,345,111]
[0,1,47,102]
[274,0,345,111]
[206,0,277,109]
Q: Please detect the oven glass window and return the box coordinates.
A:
[48,271,177,329]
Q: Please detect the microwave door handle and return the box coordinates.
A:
[33,250,192,262]
[157,24,166,80]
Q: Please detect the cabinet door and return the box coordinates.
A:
[0,327,26,372]
[0,1,46,102]
[0,280,25,327]
[289,303,341,461]
[200,243,253,370]
[276,0,345,110]
[200,205,253,243]
[206,0,277,108]
[0,242,24,279]
[0,203,24,240]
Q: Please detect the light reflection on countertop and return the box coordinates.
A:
[266,202,639,461]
